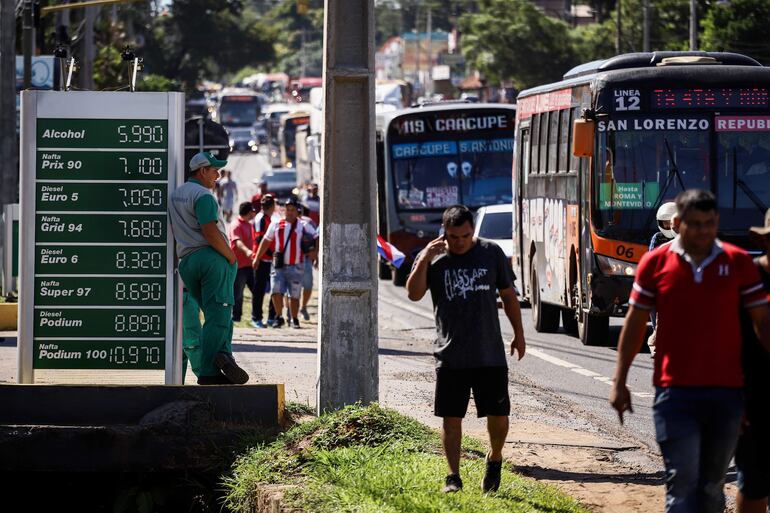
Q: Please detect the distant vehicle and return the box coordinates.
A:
[377,103,517,285]
[260,168,298,200]
[228,126,258,153]
[215,88,262,129]
[289,77,322,103]
[474,204,515,285]
[185,90,209,119]
[279,111,311,168]
[376,80,413,110]
[265,104,293,167]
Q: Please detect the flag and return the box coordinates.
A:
[377,235,406,269]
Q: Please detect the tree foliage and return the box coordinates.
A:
[258,0,324,77]
[460,0,577,89]
[142,0,275,88]
[701,0,770,65]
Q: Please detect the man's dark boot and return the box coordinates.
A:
[214,352,249,384]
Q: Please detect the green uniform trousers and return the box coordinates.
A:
[179,247,237,378]
[181,290,202,383]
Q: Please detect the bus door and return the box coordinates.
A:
[515,125,530,293]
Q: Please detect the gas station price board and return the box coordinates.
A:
[19,91,184,381]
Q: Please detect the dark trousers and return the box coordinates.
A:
[233,266,256,322]
[254,259,276,322]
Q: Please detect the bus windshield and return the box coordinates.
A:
[716,131,770,231]
[595,126,710,243]
[219,99,259,126]
[391,137,514,210]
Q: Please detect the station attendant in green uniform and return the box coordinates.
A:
[169,151,250,385]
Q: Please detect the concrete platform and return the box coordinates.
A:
[0,383,284,472]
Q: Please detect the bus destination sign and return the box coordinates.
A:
[653,88,770,110]
[19,91,183,380]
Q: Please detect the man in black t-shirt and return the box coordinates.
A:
[406,205,526,494]
[737,213,770,513]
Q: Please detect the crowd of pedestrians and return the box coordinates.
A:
[169,151,320,385]
[172,152,769,510]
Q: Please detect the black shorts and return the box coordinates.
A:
[434,366,510,418]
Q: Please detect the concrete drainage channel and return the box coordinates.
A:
[0,384,285,512]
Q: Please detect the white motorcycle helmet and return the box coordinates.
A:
[656,202,677,239]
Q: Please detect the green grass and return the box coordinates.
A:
[223,404,589,513]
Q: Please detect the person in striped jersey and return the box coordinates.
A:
[253,196,318,329]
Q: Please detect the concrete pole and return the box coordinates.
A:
[317,0,378,413]
[643,0,650,52]
[689,0,697,51]
[0,0,19,205]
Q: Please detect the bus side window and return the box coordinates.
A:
[539,112,549,173]
[531,114,540,175]
[549,110,560,173]
[559,109,569,173]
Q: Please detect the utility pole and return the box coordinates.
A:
[615,0,622,54]
[79,6,97,90]
[643,0,650,52]
[1,0,19,205]
[689,0,697,51]
[426,6,432,97]
[23,0,35,89]
[317,0,378,412]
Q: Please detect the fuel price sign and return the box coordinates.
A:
[18,91,184,383]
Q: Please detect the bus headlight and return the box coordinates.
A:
[595,255,637,277]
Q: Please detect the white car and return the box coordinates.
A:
[473,204,519,292]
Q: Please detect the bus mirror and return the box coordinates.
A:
[572,119,595,158]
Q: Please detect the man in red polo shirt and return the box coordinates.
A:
[228,201,257,323]
[611,189,770,513]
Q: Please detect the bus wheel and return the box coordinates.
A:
[392,264,409,287]
[379,260,392,280]
[578,311,609,346]
[531,269,560,333]
[562,308,578,335]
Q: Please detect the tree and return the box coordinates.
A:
[570,20,615,64]
[460,0,577,89]
[701,0,770,65]
[142,0,275,88]
[262,0,324,77]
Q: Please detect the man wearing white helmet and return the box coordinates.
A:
[646,201,678,356]
[650,201,678,250]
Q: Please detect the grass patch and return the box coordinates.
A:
[223,404,589,513]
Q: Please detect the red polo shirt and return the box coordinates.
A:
[228,217,256,269]
[630,239,767,388]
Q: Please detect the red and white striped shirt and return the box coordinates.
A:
[264,218,318,266]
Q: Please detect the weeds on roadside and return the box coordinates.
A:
[223,403,588,513]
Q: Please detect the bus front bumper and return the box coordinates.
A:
[586,273,634,317]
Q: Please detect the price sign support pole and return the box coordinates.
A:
[18,90,184,384]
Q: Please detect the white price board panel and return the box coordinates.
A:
[18,91,184,383]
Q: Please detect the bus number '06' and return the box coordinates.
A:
[616,245,634,259]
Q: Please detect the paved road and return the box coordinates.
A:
[379,281,657,453]
[231,151,659,453]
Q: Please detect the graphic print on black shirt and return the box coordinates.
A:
[426,239,512,369]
